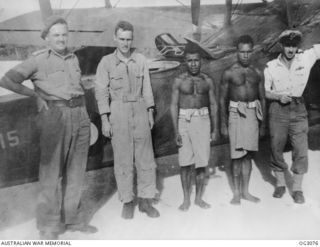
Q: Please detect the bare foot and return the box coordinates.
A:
[242,193,260,203]
[230,195,241,205]
[194,199,211,209]
[179,201,191,211]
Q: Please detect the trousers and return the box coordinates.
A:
[269,100,308,174]
[110,100,157,203]
[36,105,90,232]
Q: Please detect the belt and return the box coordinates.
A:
[291,96,304,104]
[47,95,85,108]
[229,100,257,108]
[179,108,209,117]
[120,95,142,103]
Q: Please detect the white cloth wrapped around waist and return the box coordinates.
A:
[229,100,263,121]
[179,107,209,121]
[228,100,262,159]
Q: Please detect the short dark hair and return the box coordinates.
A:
[236,35,254,49]
[114,20,134,35]
[184,43,201,56]
[279,36,301,47]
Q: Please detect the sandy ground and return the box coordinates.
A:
[0,125,319,240]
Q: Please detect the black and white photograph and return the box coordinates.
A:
[0,0,319,244]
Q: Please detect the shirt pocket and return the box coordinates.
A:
[46,69,66,88]
[135,72,144,91]
[294,66,305,77]
[110,72,123,91]
[70,62,82,82]
[132,64,144,91]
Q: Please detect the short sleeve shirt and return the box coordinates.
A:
[264,45,320,97]
[3,49,84,100]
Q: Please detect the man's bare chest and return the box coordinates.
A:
[230,69,260,88]
[180,78,209,95]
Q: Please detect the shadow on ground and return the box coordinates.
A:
[0,167,117,231]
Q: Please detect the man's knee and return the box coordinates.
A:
[137,165,156,185]
[195,167,206,179]
[291,157,308,174]
[114,163,134,177]
[180,164,193,171]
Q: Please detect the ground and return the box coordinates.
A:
[0,125,319,240]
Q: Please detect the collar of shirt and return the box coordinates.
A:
[275,50,303,69]
[47,48,75,60]
[113,49,137,66]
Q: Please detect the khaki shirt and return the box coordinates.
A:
[2,49,84,100]
[264,45,320,97]
[95,50,154,114]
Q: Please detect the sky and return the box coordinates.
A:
[0,0,266,22]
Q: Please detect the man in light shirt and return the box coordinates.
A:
[94,20,160,219]
[264,29,320,204]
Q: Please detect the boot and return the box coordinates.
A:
[39,231,59,240]
[121,201,135,219]
[273,186,286,198]
[292,191,305,204]
[292,174,303,192]
[138,198,160,218]
[66,223,98,234]
[273,171,286,198]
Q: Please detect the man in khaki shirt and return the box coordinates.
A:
[0,16,97,239]
[95,20,160,219]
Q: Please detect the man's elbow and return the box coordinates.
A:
[219,98,225,108]
[170,104,178,113]
[0,78,5,88]
[210,103,217,111]
[0,77,14,90]
[265,91,273,100]
[259,93,266,101]
[169,104,175,112]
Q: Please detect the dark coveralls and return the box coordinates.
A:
[264,45,320,190]
[2,49,90,232]
[95,50,157,203]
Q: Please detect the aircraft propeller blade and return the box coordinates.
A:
[191,0,201,41]
[38,0,53,23]
[105,0,112,8]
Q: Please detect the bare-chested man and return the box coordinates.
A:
[220,35,266,205]
[170,43,218,211]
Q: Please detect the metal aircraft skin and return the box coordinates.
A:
[0,0,319,188]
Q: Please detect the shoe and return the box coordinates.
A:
[138,198,160,218]
[66,223,98,234]
[292,191,305,204]
[122,201,135,219]
[39,231,59,240]
[273,186,286,198]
